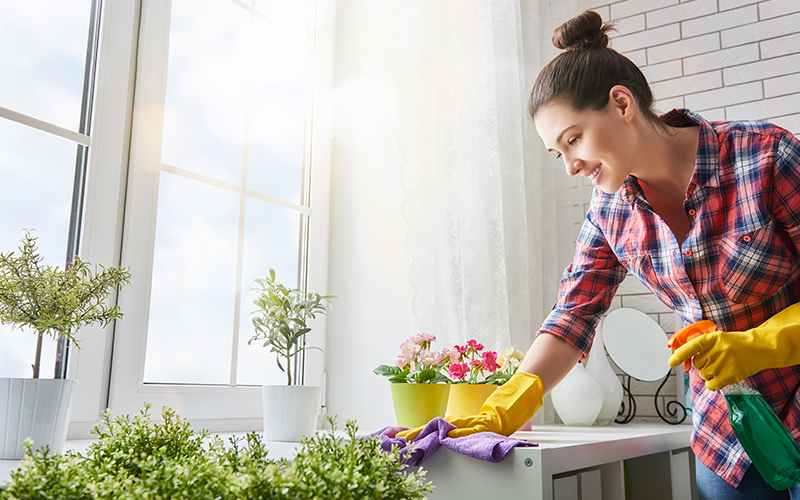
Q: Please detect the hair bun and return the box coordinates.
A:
[552,10,615,51]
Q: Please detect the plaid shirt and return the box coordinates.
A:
[539,108,800,487]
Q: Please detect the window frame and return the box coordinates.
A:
[66,0,334,436]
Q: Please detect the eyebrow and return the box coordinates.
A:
[546,124,576,155]
[555,125,576,145]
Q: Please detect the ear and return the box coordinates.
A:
[608,85,636,124]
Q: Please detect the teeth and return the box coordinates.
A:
[588,166,600,180]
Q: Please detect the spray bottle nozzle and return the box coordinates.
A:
[667,320,717,372]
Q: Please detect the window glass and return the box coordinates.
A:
[142,0,310,386]
[0,1,92,130]
[0,118,83,379]
[236,199,302,386]
[247,19,309,203]
[254,0,310,40]
[160,0,248,185]
[142,173,240,384]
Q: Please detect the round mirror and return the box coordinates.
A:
[602,307,672,382]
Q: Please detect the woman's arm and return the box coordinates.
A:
[518,332,583,394]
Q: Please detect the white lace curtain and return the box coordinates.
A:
[396,0,549,354]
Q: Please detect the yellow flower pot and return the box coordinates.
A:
[446,384,497,417]
[390,383,450,428]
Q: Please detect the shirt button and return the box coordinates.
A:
[688,209,696,216]
[743,235,752,242]
[685,249,692,256]
[620,260,628,267]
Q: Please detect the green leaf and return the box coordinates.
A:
[373,365,403,377]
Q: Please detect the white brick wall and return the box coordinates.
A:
[547,0,800,424]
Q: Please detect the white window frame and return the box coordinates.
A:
[67,0,334,436]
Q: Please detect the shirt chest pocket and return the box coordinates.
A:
[719,219,796,304]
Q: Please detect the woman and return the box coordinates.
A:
[399,9,800,499]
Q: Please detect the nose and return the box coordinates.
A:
[564,155,584,177]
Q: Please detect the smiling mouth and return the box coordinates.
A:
[587,165,601,181]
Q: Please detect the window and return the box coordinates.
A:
[0,0,99,380]
[0,0,334,436]
[103,0,334,431]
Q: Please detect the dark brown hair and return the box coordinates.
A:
[529,11,660,124]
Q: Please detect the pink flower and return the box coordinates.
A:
[467,339,484,352]
[398,340,420,364]
[418,332,436,342]
[442,347,461,364]
[455,344,469,354]
[471,359,482,368]
[395,358,407,368]
[482,351,500,373]
[448,362,469,380]
[419,349,441,366]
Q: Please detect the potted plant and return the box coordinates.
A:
[0,230,131,459]
[373,333,451,427]
[249,269,334,442]
[442,341,525,417]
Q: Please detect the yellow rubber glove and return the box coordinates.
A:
[396,372,543,440]
[668,303,800,391]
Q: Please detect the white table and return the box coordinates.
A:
[416,423,696,500]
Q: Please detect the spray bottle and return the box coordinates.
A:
[668,321,800,490]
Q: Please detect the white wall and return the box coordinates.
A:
[324,0,416,432]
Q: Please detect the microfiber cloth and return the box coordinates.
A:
[367,417,537,467]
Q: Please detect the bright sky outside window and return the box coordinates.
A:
[0,0,96,379]
[142,0,312,386]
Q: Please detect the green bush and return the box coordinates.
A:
[0,404,431,500]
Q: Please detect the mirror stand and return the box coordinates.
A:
[615,375,636,424]
[655,372,688,425]
[615,373,688,425]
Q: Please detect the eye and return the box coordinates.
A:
[567,136,580,147]
[554,152,562,159]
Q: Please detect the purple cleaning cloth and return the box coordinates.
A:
[367,417,537,467]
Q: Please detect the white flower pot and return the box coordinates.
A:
[262,385,321,442]
[0,378,79,459]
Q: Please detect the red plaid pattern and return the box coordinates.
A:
[539,109,800,487]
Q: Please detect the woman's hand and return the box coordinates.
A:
[396,372,543,439]
[668,303,800,391]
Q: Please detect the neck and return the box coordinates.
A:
[633,120,699,199]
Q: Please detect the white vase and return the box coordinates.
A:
[584,323,624,426]
[551,362,604,427]
[0,378,79,459]
[262,385,322,442]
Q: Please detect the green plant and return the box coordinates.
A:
[0,230,131,378]
[277,418,432,500]
[249,269,334,385]
[0,405,433,500]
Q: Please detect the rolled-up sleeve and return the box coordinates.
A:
[538,208,628,356]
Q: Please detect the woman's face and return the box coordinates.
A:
[534,97,634,194]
